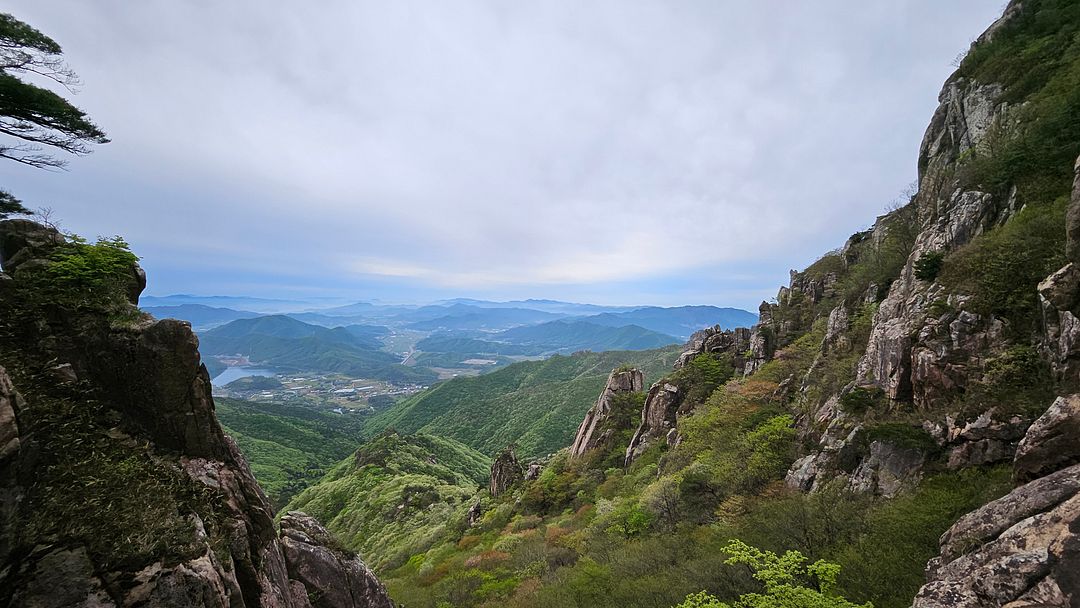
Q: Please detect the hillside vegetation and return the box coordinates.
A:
[283,431,491,570]
[214,398,368,506]
[362,346,682,458]
[289,3,1080,607]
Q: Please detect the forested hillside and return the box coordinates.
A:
[362,346,681,458]
[214,398,368,506]
[283,431,492,571]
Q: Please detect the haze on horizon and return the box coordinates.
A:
[0,1,1004,310]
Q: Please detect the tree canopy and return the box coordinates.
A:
[0,12,107,170]
[675,541,872,608]
[0,189,28,218]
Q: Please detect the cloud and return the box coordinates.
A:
[0,0,1005,308]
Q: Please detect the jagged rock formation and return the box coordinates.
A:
[674,326,752,371]
[625,381,683,465]
[913,395,1080,607]
[489,446,523,497]
[570,368,644,458]
[525,462,542,480]
[0,220,391,607]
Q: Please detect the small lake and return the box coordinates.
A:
[212,367,277,386]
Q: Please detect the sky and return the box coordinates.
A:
[1,1,1006,310]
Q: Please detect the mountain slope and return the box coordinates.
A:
[215,398,367,506]
[496,320,680,353]
[362,346,681,457]
[304,4,1080,607]
[283,431,491,570]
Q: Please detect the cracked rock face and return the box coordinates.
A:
[570,368,644,458]
[624,381,683,466]
[913,393,1080,608]
[1014,395,1080,484]
[489,447,524,498]
[279,512,393,608]
[913,464,1080,608]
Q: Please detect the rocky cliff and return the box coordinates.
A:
[0,220,391,607]
[569,367,643,458]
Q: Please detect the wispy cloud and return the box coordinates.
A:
[0,0,1003,308]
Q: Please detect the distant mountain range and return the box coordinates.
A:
[145,298,757,381]
[496,320,678,353]
[140,294,320,313]
[437,298,635,315]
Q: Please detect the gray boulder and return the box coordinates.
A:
[1014,395,1080,484]
[847,440,925,498]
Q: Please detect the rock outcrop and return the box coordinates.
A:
[1039,154,1080,379]
[0,220,392,607]
[279,513,393,608]
[846,440,925,498]
[489,447,523,497]
[675,326,752,371]
[625,381,683,465]
[570,368,644,458]
[913,395,1080,608]
[854,47,1019,408]
[1013,395,1080,484]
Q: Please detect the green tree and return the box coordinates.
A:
[0,12,108,169]
[675,540,871,608]
[0,188,28,217]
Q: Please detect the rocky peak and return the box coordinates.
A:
[570,367,644,458]
[489,446,523,497]
[856,59,1017,406]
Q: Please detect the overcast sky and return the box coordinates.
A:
[2,1,1005,310]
